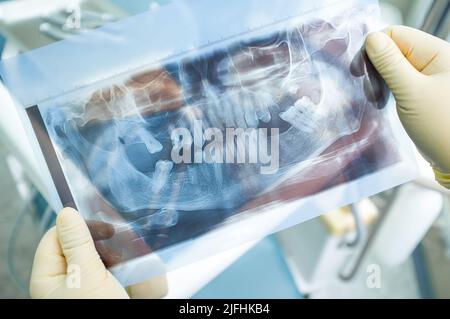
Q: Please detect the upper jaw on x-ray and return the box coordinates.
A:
[41,16,388,234]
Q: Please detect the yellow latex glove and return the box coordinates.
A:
[30,208,168,299]
[365,26,450,188]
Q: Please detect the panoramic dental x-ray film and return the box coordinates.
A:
[0,0,417,284]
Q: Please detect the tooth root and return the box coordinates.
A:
[143,132,163,154]
[132,215,151,229]
[279,97,317,133]
[213,163,223,183]
[210,99,226,129]
[205,107,221,129]
[121,125,163,154]
[152,160,174,194]
[222,96,237,127]
[202,83,224,129]
[256,108,271,123]
[187,165,198,185]
[233,92,247,128]
[150,208,179,229]
[239,92,258,128]
[134,208,179,230]
[244,106,259,128]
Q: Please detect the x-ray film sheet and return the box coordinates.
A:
[0,0,417,285]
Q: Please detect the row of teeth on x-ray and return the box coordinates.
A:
[44,16,381,230]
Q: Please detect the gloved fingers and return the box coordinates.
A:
[31,226,67,278]
[384,26,450,75]
[125,254,168,299]
[126,275,168,299]
[434,167,450,188]
[86,220,115,241]
[365,31,423,93]
[94,241,123,267]
[56,207,107,275]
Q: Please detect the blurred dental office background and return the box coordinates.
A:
[0,0,449,299]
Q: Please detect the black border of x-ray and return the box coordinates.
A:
[26,105,78,210]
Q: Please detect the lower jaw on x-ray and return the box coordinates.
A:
[0,0,417,277]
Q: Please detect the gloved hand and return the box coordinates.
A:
[365,26,450,188]
[30,207,168,299]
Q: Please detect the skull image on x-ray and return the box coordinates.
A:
[39,15,391,256]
